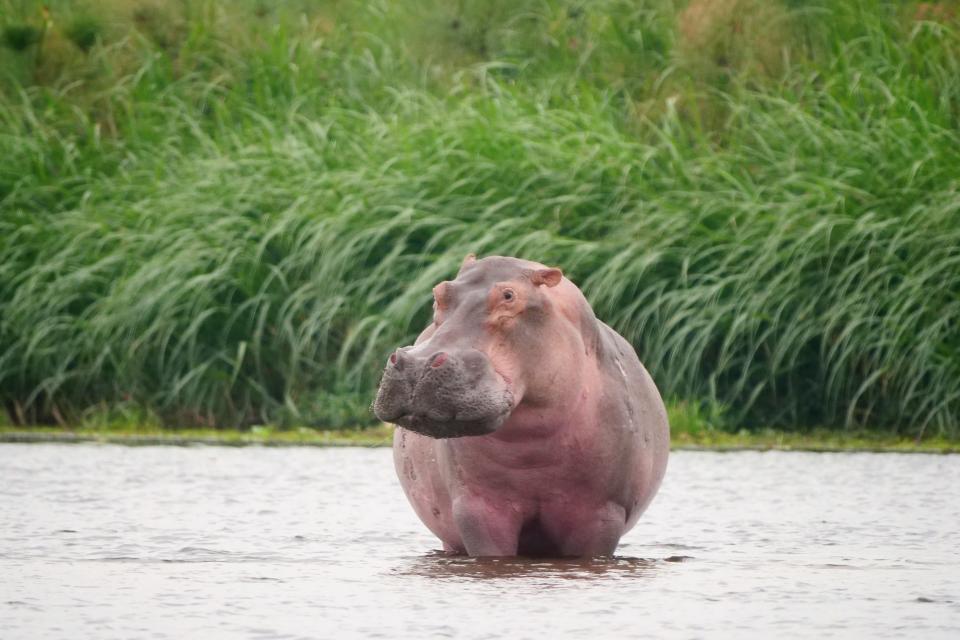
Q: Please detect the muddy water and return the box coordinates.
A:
[1,445,958,639]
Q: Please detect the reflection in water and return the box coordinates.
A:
[395,551,666,581]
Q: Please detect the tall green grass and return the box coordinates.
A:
[1,0,958,435]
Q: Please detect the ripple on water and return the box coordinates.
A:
[393,552,664,581]
[0,445,957,640]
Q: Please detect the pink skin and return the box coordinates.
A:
[383,255,670,557]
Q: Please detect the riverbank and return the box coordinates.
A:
[1,425,955,453]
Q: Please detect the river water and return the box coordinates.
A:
[1,444,958,639]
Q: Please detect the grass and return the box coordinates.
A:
[5,398,950,452]
[1,1,959,438]
[0,423,397,447]
[1,421,955,454]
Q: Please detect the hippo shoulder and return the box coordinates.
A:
[594,321,640,369]
[593,320,661,398]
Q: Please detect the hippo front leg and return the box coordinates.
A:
[451,495,522,557]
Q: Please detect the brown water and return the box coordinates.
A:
[1,444,958,638]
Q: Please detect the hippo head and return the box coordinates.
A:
[373,254,580,438]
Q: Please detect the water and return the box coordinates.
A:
[1,444,958,639]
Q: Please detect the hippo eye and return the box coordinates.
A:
[502,289,515,302]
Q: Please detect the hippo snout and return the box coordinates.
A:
[373,347,513,438]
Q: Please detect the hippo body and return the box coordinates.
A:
[374,256,669,557]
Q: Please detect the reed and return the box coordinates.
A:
[1,1,957,435]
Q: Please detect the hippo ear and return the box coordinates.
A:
[457,253,477,276]
[531,267,563,288]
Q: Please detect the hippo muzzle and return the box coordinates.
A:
[373,347,514,438]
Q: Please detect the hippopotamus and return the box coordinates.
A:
[373,255,669,557]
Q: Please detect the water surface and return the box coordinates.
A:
[1,445,958,638]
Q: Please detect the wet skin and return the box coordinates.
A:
[374,255,670,557]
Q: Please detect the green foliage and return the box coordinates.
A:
[667,399,727,437]
[63,15,102,52]
[0,0,958,436]
[1,23,41,51]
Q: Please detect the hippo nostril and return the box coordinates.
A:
[429,352,448,368]
[390,350,407,371]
